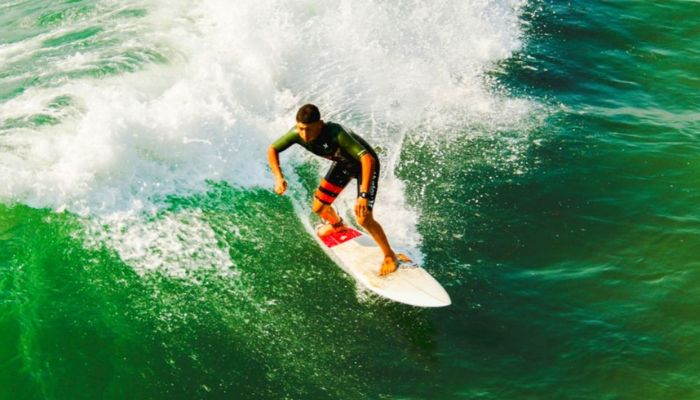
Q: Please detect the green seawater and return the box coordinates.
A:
[2,0,700,399]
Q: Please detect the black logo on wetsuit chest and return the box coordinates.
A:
[310,139,336,158]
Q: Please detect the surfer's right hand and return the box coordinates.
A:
[274,178,288,195]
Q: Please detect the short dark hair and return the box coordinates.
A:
[296,104,321,123]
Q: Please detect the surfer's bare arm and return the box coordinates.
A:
[354,153,374,217]
[269,127,301,195]
[267,146,288,195]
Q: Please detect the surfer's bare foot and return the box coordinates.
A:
[379,255,398,276]
[316,220,347,238]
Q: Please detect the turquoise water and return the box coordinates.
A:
[2,0,699,399]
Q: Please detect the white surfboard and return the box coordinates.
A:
[315,226,451,307]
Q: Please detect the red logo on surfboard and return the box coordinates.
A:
[319,227,362,248]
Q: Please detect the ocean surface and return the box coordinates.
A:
[1,0,698,399]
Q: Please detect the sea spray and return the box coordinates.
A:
[0,0,538,276]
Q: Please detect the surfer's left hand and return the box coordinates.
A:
[355,197,369,218]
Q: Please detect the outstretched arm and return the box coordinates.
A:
[267,145,288,195]
[269,127,300,195]
[355,153,375,217]
[359,153,374,194]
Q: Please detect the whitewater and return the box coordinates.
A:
[0,0,538,275]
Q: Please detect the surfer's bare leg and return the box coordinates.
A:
[312,197,344,231]
[357,212,398,276]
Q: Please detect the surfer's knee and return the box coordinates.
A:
[311,199,327,215]
[356,212,374,228]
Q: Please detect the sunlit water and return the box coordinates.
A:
[1,0,698,398]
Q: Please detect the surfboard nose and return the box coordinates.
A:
[373,267,452,307]
[314,225,452,308]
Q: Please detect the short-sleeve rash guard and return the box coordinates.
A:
[271,122,375,165]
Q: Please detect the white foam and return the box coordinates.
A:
[83,208,236,278]
[0,0,537,274]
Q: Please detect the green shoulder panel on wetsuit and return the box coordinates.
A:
[335,128,368,162]
[271,122,372,164]
[271,126,299,152]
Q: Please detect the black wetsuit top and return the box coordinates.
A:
[271,122,378,164]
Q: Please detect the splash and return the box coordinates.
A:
[0,0,536,275]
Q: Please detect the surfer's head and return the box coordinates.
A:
[296,104,323,142]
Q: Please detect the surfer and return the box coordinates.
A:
[268,104,399,276]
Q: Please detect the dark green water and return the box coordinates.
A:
[2,0,700,399]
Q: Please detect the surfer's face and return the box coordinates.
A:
[296,120,323,142]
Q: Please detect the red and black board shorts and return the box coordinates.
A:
[314,159,380,211]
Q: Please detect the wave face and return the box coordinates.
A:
[0,0,531,210]
[0,1,553,399]
[0,0,535,274]
[5,0,700,398]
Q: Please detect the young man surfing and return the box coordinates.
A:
[267,104,399,276]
